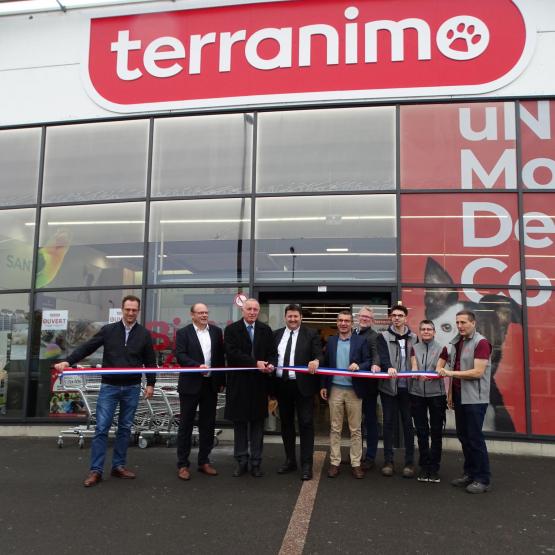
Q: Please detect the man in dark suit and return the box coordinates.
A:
[273,304,322,481]
[224,298,278,478]
[54,295,156,487]
[174,303,225,481]
[320,310,371,480]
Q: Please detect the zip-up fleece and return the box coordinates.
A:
[409,339,446,397]
[448,331,492,404]
[378,326,417,397]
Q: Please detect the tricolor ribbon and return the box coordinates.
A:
[60,366,440,379]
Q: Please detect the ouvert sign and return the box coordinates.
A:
[85,0,533,113]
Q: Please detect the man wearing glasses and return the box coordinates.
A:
[409,320,448,483]
[355,306,389,471]
[379,304,417,478]
[174,303,225,481]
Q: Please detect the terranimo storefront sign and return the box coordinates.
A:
[85,0,534,112]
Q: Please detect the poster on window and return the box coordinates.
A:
[40,310,68,360]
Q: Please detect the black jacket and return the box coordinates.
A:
[273,325,323,397]
[174,323,226,395]
[66,320,157,386]
[224,319,278,421]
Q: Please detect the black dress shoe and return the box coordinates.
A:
[277,461,298,474]
[250,465,264,478]
[233,463,248,477]
[301,465,313,481]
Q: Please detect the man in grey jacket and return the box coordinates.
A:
[379,304,417,478]
[409,320,448,483]
[438,310,493,494]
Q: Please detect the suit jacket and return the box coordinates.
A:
[174,323,225,395]
[66,320,156,386]
[321,333,371,399]
[273,325,323,397]
[224,319,278,421]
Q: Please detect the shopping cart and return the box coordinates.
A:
[56,371,117,448]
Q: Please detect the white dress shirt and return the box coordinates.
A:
[277,327,299,380]
[194,324,212,377]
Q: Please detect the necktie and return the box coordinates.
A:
[283,330,293,380]
[247,325,254,357]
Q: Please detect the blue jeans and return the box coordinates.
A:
[90,383,141,474]
[363,393,379,461]
[453,389,490,485]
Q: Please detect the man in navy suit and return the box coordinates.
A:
[320,310,371,479]
[225,298,278,478]
[273,304,323,481]
[174,303,225,481]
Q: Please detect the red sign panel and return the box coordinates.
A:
[85,0,532,112]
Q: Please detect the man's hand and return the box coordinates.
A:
[200,363,209,377]
[348,363,360,372]
[54,361,69,372]
[144,385,154,399]
[371,364,381,373]
[307,359,319,374]
[438,367,450,378]
[320,388,328,401]
[387,367,397,377]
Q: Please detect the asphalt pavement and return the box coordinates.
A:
[1,437,554,554]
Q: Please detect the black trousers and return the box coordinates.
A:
[381,389,414,465]
[453,389,490,485]
[410,394,446,473]
[275,379,315,466]
[233,419,265,467]
[176,379,217,468]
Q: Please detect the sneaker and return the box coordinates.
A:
[381,462,394,477]
[402,464,416,479]
[428,471,441,483]
[417,470,429,482]
[466,481,491,494]
[451,474,472,488]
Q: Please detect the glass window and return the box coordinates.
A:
[527,290,555,435]
[148,199,251,284]
[144,287,248,368]
[257,107,395,193]
[523,194,555,287]
[401,193,520,286]
[42,120,149,202]
[401,102,516,190]
[402,287,525,434]
[255,195,396,282]
[0,208,36,290]
[151,114,253,197]
[38,203,145,288]
[0,293,30,418]
[0,128,40,206]
[520,100,555,190]
[30,289,141,418]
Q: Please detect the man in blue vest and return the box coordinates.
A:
[438,310,493,494]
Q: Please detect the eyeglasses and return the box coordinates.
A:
[391,314,405,318]
[193,311,209,315]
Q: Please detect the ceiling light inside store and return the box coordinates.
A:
[326,248,349,252]
[268,252,395,257]
[0,0,158,16]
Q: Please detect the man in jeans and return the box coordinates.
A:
[355,306,390,471]
[54,295,157,487]
[379,304,417,478]
[438,310,493,494]
[409,320,447,483]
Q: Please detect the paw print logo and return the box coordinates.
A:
[436,16,490,61]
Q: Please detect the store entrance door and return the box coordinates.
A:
[257,288,394,437]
